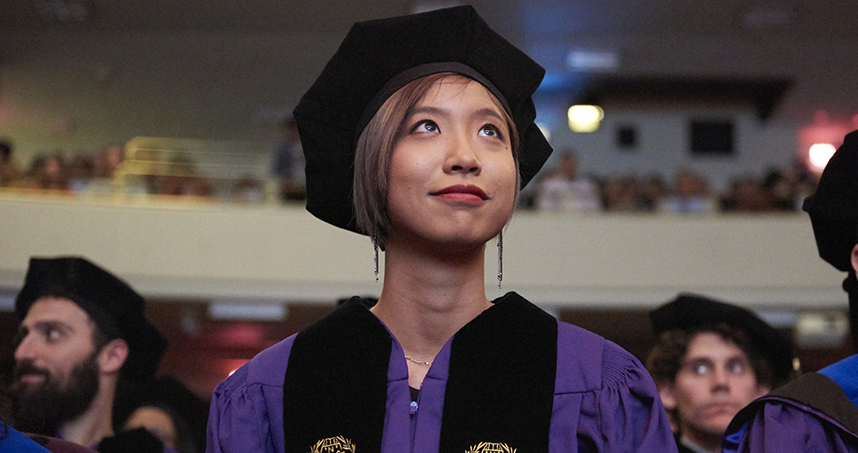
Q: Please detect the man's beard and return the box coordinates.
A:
[9,351,100,436]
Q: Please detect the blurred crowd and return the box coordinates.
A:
[0,143,127,194]
[1,140,818,214]
[0,141,270,204]
[522,149,819,214]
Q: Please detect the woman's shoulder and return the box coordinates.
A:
[556,320,650,393]
[214,333,298,398]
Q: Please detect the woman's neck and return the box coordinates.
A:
[372,237,492,365]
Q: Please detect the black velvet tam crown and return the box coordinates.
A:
[803,130,858,272]
[294,5,553,233]
[16,257,167,382]
[651,293,794,384]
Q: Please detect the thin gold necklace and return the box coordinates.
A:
[404,355,432,366]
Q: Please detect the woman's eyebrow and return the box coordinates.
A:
[407,106,445,119]
[472,107,504,122]
[407,106,504,122]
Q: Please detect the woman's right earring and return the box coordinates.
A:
[373,236,379,283]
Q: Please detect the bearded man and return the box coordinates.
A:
[10,256,168,452]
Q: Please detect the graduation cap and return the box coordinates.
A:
[294,5,553,233]
[650,293,794,384]
[16,257,167,382]
[803,130,858,272]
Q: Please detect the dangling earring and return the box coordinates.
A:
[373,235,379,283]
[497,230,503,289]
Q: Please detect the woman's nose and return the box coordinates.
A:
[444,135,481,175]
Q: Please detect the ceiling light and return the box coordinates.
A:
[566,50,620,72]
[568,105,604,133]
[35,0,91,22]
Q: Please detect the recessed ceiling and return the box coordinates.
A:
[3,0,858,40]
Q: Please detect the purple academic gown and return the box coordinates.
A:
[206,298,676,453]
[723,355,858,453]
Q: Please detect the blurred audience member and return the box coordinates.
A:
[89,146,124,180]
[535,150,602,212]
[0,140,11,165]
[662,169,718,214]
[270,116,306,202]
[635,175,667,212]
[232,177,263,203]
[10,257,168,452]
[184,178,214,199]
[22,154,70,192]
[721,177,776,212]
[90,153,111,180]
[647,294,793,453]
[103,146,124,178]
[0,140,20,188]
[155,156,212,199]
[601,175,638,212]
[114,376,208,453]
[66,154,94,192]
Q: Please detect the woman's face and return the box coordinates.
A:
[386,76,516,249]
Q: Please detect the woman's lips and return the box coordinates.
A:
[431,184,489,201]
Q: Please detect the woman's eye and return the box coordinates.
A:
[727,362,745,374]
[479,124,503,139]
[411,120,439,133]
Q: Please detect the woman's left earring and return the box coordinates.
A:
[497,231,503,289]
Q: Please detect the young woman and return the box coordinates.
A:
[206,6,675,453]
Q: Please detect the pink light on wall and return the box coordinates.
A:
[808,143,837,172]
[798,110,852,172]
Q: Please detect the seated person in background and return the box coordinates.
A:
[0,140,21,188]
[114,376,209,453]
[661,169,718,214]
[535,149,602,212]
[647,293,794,453]
[270,116,306,201]
[10,257,169,452]
[724,129,858,452]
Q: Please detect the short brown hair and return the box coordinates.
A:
[646,323,774,388]
[353,73,520,249]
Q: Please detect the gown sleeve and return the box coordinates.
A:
[206,336,294,453]
[206,365,276,453]
[723,401,858,453]
[586,341,678,452]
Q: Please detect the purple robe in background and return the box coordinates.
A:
[723,355,858,453]
[206,294,676,453]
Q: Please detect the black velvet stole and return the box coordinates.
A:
[282,293,558,453]
[728,372,858,438]
[283,297,390,453]
[439,292,558,452]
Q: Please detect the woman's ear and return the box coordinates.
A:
[98,338,129,374]
[851,243,858,275]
